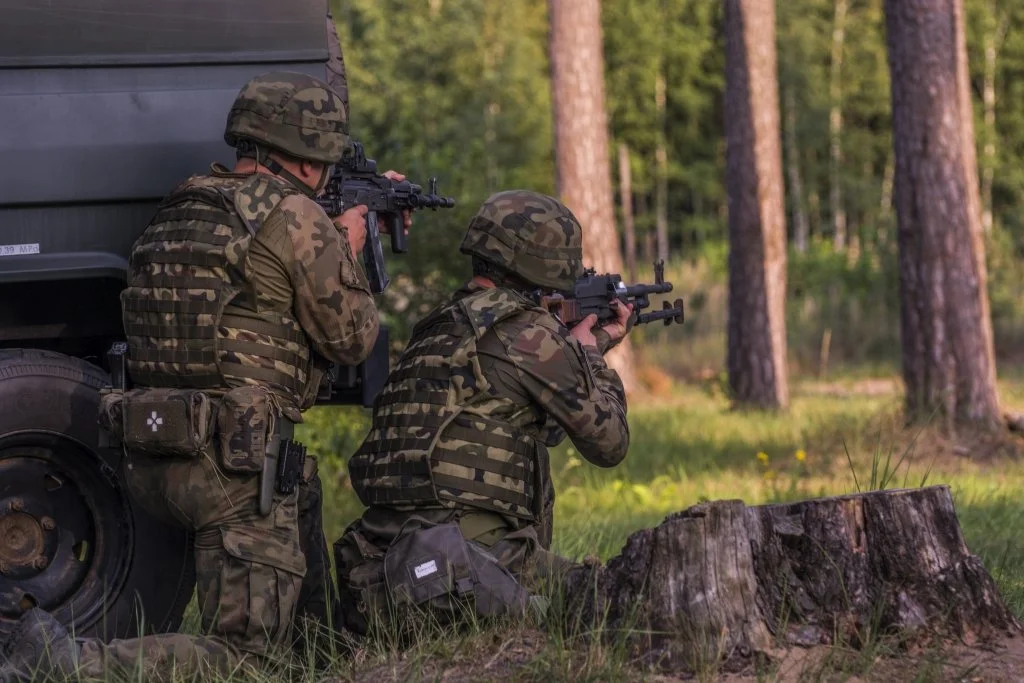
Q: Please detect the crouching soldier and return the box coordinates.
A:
[333,190,634,637]
[0,72,382,681]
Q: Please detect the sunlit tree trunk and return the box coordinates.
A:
[549,0,637,392]
[829,0,849,251]
[618,143,638,283]
[724,0,790,410]
[784,87,809,253]
[885,0,1001,430]
[655,72,670,264]
[981,7,1008,235]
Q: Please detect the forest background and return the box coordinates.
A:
[327,0,1024,378]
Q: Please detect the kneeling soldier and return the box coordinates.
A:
[334,190,634,636]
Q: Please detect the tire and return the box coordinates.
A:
[0,349,196,640]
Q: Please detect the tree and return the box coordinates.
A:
[885,0,1001,429]
[723,0,790,410]
[549,0,637,392]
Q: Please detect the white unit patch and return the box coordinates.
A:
[147,411,164,432]
[0,243,40,257]
[414,559,438,579]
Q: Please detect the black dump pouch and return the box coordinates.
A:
[383,523,530,620]
[117,388,214,458]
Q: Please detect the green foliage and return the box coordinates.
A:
[331,0,553,345]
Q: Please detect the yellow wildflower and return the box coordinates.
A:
[795,449,807,462]
[756,451,769,464]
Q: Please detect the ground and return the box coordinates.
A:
[162,371,1024,682]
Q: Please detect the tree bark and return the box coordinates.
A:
[565,486,1021,672]
[723,0,789,410]
[784,87,809,253]
[886,0,1001,430]
[549,0,636,393]
[829,0,849,252]
[618,143,638,283]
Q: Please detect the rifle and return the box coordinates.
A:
[316,141,456,293]
[537,261,685,327]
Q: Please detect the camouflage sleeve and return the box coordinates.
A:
[275,195,379,366]
[493,317,629,468]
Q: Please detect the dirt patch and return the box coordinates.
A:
[799,378,902,398]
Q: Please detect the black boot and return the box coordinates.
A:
[0,608,78,681]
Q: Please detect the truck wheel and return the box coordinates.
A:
[0,349,195,640]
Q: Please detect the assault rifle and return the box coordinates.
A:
[537,261,685,327]
[316,141,456,293]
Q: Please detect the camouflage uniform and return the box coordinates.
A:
[334,191,630,634]
[76,72,374,678]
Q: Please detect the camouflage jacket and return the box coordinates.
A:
[465,282,630,465]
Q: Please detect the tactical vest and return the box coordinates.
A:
[121,173,313,406]
[349,288,543,521]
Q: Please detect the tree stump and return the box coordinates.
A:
[564,485,1020,672]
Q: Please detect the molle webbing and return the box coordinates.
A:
[122,178,308,396]
[350,292,537,520]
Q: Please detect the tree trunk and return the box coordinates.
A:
[784,87,809,254]
[829,0,849,251]
[549,0,637,393]
[655,72,670,265]
[886,0,1001,430]
[565,486,1021,672]
[723,0,790,410]
[878,150,895,247]
[981,9,1008,235]
[618,143,638,283]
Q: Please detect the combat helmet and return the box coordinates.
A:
[224,71,350,165]
[459,190,584,292]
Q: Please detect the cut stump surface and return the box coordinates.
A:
[564,485,1021,671]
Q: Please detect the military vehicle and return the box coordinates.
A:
[0,0,384,640]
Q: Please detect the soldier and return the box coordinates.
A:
[333,190,633,635]
[0,71,400,681]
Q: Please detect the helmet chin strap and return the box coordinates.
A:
[236,141,327,198]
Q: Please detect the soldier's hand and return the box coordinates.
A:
[601,300,635,344]
[570,314,600,349]
[381,169,414,236]
[335,204,369,253]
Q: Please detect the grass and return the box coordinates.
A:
[64,372,1024,682]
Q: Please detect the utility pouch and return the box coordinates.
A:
[276,440,307,495]
[383,523,530,621]
[217,385,277,474]
[120,388,213,459]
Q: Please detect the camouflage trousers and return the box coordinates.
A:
[72,445,320,680]
[333,506,579,636]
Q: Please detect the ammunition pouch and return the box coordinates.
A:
[217,385,280,474]
[99,388,214,459]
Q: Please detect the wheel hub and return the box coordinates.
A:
[0,510,47,571]
[0,432,133,630]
